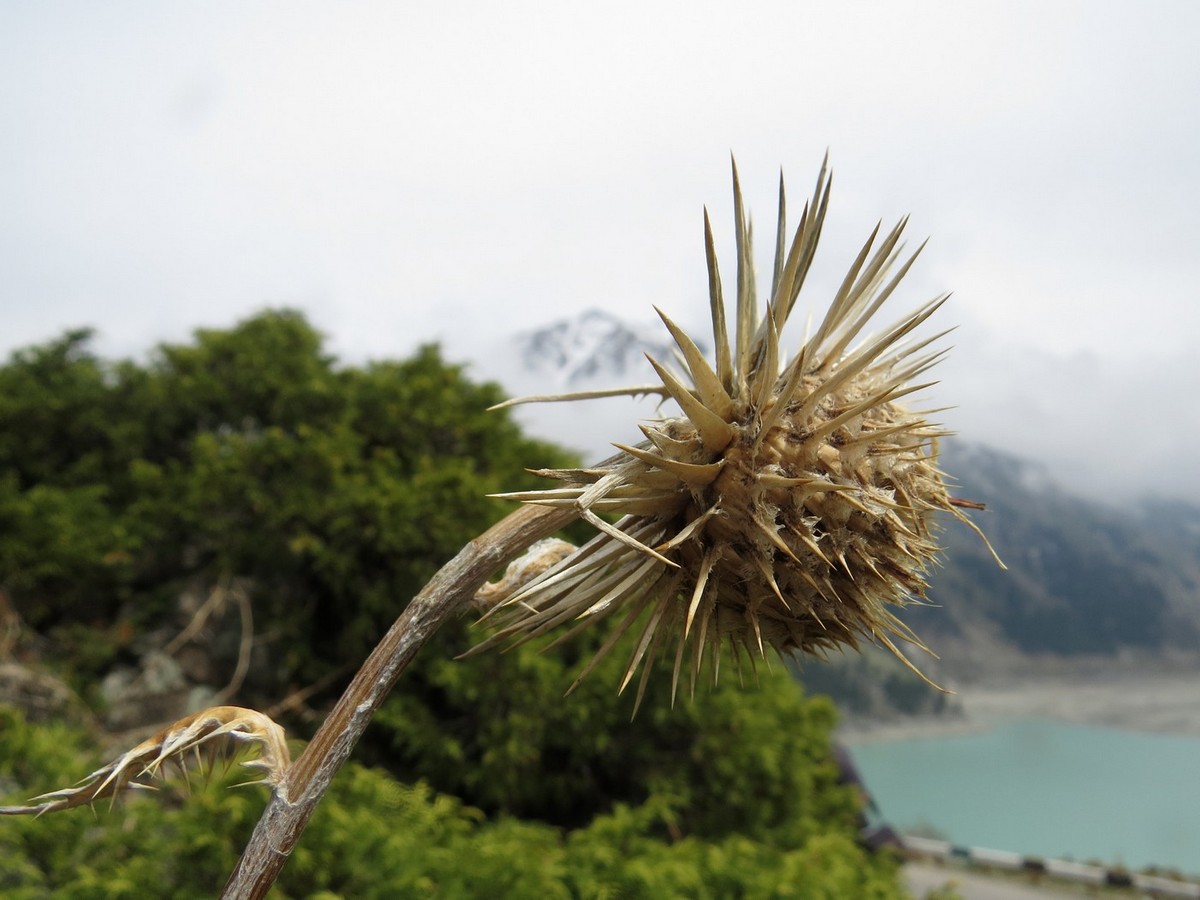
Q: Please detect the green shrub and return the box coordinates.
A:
[0,316,905,897]
[2,708,902,898]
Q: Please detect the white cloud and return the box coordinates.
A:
[1,1,1198,501]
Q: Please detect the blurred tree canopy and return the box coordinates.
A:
[0,311,570,689]
[0,311,903,896]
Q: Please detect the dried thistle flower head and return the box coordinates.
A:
[477,158,998,710]
[0,706,289,816]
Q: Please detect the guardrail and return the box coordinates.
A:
[901,834,1200,898]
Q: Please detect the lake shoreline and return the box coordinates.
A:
[838,669,1200,744]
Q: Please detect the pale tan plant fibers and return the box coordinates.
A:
[476,159,997,707]
[0,706,289,816]
[473,538,577,609]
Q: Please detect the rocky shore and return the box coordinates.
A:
[838,669,1200,743]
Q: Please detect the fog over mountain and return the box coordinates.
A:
[514,309,680,389]
[465,309,676,466]
[463,308,1200,682]
[456,308,1183,507]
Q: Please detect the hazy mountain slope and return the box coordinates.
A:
[922,442,1200,662]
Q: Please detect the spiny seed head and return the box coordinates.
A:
[477,157,998,711]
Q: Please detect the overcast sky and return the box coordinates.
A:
[2,2,1197,502]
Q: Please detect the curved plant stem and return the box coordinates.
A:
[221,503,578,899]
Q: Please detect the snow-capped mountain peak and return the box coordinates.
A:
[514,308,679,387]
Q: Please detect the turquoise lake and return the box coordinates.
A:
[847,719,1200,875]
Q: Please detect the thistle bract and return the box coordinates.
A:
[478,159,995,709]
[0,707,289,816]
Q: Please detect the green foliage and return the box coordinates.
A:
[1,708,903,898]
[371,621,858,844]
[0,707,258,898]
[0,311,569,696]
[0,313,905,896]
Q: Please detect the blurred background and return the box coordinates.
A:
[3,2,1199,893]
